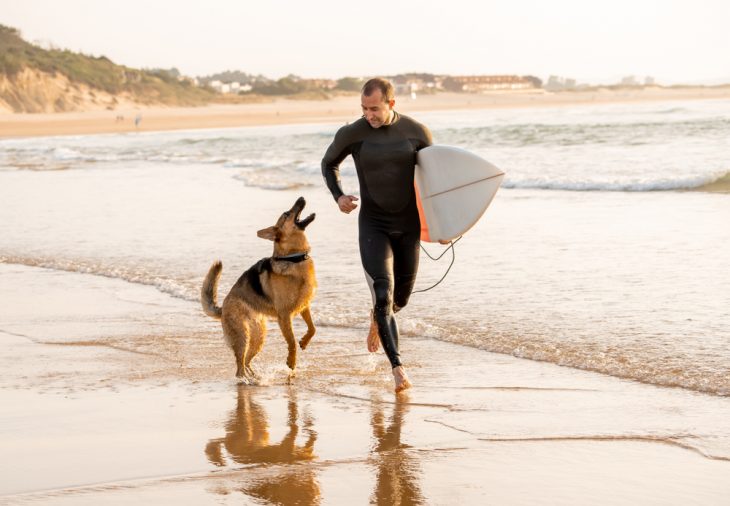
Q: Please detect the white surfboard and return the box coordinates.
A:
[415,145,505,242]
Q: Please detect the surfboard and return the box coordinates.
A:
[415,145,505,243]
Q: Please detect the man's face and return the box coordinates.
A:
[361,90,394,128]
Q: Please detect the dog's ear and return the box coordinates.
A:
[257,226,279,241]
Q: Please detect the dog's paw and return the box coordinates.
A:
[286,355,297,370]
[299,331,315,350]
[286,370,297,384]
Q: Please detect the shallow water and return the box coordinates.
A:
[2,262,730,503]
[0,99,729,397]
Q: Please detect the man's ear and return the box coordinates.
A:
[257,226,279,241]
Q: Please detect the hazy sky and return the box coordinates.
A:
[2,0,729,84]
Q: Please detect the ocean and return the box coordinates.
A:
[1,98,729,398]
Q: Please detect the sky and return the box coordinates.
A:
[2,0,729,84]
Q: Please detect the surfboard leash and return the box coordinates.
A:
[412,236,462,294]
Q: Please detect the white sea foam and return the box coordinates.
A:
[502,170,730,192]
[0,255,198,303]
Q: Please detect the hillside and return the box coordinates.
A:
[0,25,217,113]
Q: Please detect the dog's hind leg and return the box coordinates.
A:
[222,312,249,379]
[244,316,266,377]
[277,315,298,372]
[298,306,316,350]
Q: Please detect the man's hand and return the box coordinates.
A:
[337,195,359,214]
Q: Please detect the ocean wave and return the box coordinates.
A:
[694,170,730,192]
[52,147,86,161]
[656,107,688,115]
[436,116,730,148]
[0,255,198,303]
[306,311,730,396]
[232,172,315,190]
[3,255,727,397]
[503,170,730,192]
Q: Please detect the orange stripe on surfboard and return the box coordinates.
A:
[415,181,431,242]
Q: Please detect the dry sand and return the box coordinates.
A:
[2,87,730,138]
[2,263,730,505]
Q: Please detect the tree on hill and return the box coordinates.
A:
[199,70,267,86]
[336,77,364,92]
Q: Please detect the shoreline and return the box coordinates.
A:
[1,263,729,503]
[2,87,730,138]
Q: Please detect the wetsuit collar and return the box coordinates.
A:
[274,252,310,263]
[384,110,398,126]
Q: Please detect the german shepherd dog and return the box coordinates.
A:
[201,197,316,381]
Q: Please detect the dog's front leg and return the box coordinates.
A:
[278,315,298,372]
[299,306,316,350]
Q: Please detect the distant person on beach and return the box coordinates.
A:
[321,78,432,393]
[134,113,142,129]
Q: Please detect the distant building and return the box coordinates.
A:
[208,80,246,94]
[301,79,337,90]
[546,75,579,91]
[394,81,420,95]
[391,75,442,95]
[447,75,536,92]
[644,76,656,86]
[620,75,640,86]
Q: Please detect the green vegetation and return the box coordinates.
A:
[253,75,315,95]
[335,77,365,92]
[0,24,216,110]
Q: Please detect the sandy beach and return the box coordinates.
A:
[2,87,730,138]
[2,89,730,504]
[2,263,730,504]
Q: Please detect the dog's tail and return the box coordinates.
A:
[201,260,223,319]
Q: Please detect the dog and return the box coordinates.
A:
[201,196,316,381]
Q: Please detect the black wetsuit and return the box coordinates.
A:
[322,112,432,368]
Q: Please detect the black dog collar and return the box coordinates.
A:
[274,252,310,263]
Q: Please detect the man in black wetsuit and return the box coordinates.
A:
[321,78,432,393]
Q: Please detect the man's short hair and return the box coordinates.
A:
[362,78,395,103]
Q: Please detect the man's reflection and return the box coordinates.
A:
[370,399,424,505]
[205,385,319,505]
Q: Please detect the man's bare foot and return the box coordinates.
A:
[393,366,412,393]
[367,311,380,353]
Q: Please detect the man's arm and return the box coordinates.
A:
[321,128,351,203]
[419,123,434,150]
[322,127,359,213]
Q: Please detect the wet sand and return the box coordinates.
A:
[2,263,729,504]
[2,87,730,138]
[695,171,730,193]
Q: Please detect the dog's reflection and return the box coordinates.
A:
[206,385,319,504]
[370,400,424,505]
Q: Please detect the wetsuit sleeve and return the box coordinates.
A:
[321,128,352,202]
[419,124,433,150]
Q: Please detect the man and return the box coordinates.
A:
[321,78,432,393]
